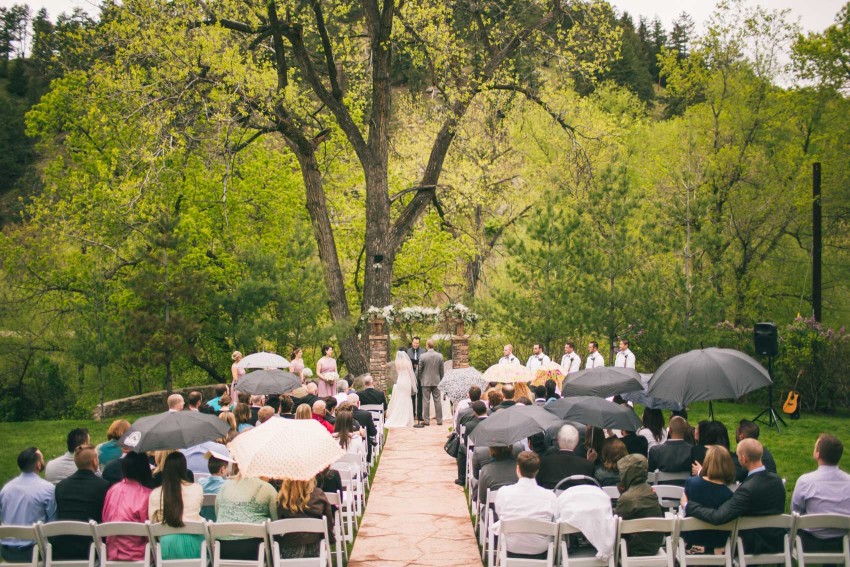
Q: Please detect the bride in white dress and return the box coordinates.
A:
[385,350,416,428]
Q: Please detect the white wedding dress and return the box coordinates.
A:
[385,353,416,428]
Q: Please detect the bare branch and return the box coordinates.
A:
[310,0,342,100]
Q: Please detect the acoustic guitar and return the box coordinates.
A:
[783,371,802,418]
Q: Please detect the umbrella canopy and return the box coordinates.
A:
[439,366,487,403]
[561,367,643,398]
[621,373,685,411]
[545,396,643,431]
[235,370,301,395]
[482,363,534,384]
[531,361,566,388]
[468,404,564,447]
[228,418,345,480]
[235,352,290,369]
[120,411,231,453]
[646,348,772,406]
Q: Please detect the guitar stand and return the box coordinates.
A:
[753,358,786,433]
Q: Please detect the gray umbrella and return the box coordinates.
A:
[544,396,643,431]
[235,369,301,395]
[119,411,231,453]
[468,404,564,447]
[645,348,772,406]
[561,367,643,398]
[621,373,686,411]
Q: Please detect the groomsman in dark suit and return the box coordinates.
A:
[407,337,426,423]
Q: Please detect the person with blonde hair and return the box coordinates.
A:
[150,450,194,488]
[231,351,246,393]
[294,404,312,419]
[98,419,131,468]
[682,445,735,553]
[275,478,335,559]
[218,412,238,444]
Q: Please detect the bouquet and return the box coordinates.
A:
[321,371,339,383]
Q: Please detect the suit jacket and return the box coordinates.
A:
[622,434,649,457]
[407,347,426,372]
[54,469,110,559]
[353,408,378,461]
[536,449,595,489]
[687,469,786,554]
[291,394,319,412]
[648,440,694,474]
[477,458,518,503]
[417,350,444,387]
[357,388,388,410]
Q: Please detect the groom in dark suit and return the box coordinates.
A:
[407,337,426,423]
[414,339,444,427]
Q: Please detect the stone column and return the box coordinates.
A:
[450,319,470,369]
[368,318,390,391]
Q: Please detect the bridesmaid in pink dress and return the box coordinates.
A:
[290,347,305,380]
[316,345,338,398]
[230,351,246,397]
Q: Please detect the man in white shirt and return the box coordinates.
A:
[495,451,557,560]
[499,344,521,365]
[525,344,551,371]
[560,342,581,374]
[585,341,605,369]
[614,339,635,369]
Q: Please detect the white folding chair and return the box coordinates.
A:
[553,476,600,496]
[360,405,384,453]
[465,446,475,507]
[646,472,658,485]
[329,470,357,540]
[91,521,152,567]
[602,487,621,501]
[194,473,211,482]
[652,486,684,513]
[147,521,209,567]
[617,517,678,567]
[331,462,363,518]
[0,525,41,567]
[36,520,97,567]
[207,522,267,567]
[557,518,617,567]
[793,513,850,567]
[497,518,558,567]
[734,514,794,567]
[675,517,736,567]
[323,492,348,567]
[651,472,691,486]
[483,487,506,567]
[337,453,368,488]
[267,518,331,567]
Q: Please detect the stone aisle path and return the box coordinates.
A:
[347,422,482,567]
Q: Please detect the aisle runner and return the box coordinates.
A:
[348,423,482,567]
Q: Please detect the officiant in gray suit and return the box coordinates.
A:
[414,339,444,427]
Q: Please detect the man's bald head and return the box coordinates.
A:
[306,382,318,395]
[312,399,326,415]
[736,438,764,470]
[167,394,185,410]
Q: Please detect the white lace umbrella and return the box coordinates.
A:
[235,352,290,369]
[482,363,534,384]
[439,366,487,403]
[228,418,344,480]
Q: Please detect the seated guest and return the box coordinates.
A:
[151,450,194,488]
[315,466,344,495]
[454,386,483,431]
[733,420,776,482]
[217,392,234,414]
[218,411,238,443]
[102,446,131,485]
[97,419,130,469]
[691,421,731,467]
[311,400,335,434]
[291,382,320,410]
[182,440,230,476]
[334,380,351,405]
[792,434,850,552]
[648,416,693,479]
[537,424,595,489]
[295,404,313,419]
[249,395,265,424]
[637,408,667,449]
[207,384,228,412]
[167,393,185,411]
[199,453,231,521]
[594,437,628,487]
[186,391,203,412]
[472,443,523,480]
[532,385,547,406]
[557,485,616,560]
[324,396,338,425]
[356,374,387,410]
[148,452,204,559]
[0,448,56,562]
[456,401,488,486]
[495,451,557,560]
[102,452,153,562]
[45,428,90,485]
[493,384,517,411]
[214,467,278,559]
[616,454,664,556]
[683,446,735,554]
[477,446,518,503]
[257,406,277,425]
[544,379,559,402]
[279,395,295,418]
[347,394,378,462]
[237,391,251,404]
[620,429,649,457]
[486,390,504,413]
[234,403,255,434]
[584,426,605,465]
[275,478,335,559]
[53,445,110,559]
[683,439,786,554]
[333,410,365,456]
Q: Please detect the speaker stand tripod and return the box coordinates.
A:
[753,356,786,433]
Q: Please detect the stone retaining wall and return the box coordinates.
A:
[93,384,222,419]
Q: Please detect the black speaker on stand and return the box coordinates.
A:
[752,322,785,432]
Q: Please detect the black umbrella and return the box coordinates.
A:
[119,411,231,453]
[235,369,301,395]
[645,348,771,418]
[620,373,685,411]
[545,396,643,431]
[468,404,564,447]
[561,367,643,398]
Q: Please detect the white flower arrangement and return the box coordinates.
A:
[360,303,479,326]
[322,371,339,383]
[445,303,479,323]
[362,305,396,325]
[396,306,443,324]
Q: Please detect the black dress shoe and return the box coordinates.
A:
[413,423,425,428]
[454,479,465,486]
